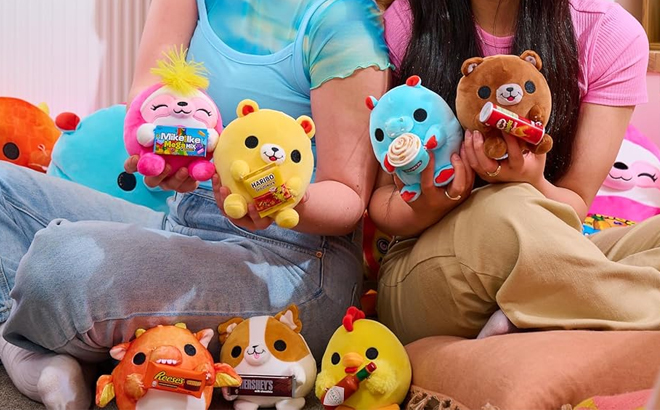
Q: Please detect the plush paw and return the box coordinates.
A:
[234,399,260,410]
[188,160,215,181]
[224,194,248,219]
[137,123,157,147]
[275,397,306,410]
[275,209,299,229]
[230,160,250,181]
[433,166,455,186]
[484,135,508,160]
[400,183,421,203]
[137,153,166,177]
[314,371,338,399]
[207,129,219,151]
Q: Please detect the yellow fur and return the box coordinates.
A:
[315,370,340,399]
[150,45,209,96]
[319,319,412,409]
[364,361,397,396]
[214,100,315,229]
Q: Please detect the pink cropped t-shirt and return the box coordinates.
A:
[384,0,650,106]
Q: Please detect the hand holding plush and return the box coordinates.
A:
[456,50,553,160]
[214,100,315,229]
[367,76,463,203]
[124,47,222,181]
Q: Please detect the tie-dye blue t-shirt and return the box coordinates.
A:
[204,0,391,89]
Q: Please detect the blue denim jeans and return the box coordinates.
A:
[0,162,363,362]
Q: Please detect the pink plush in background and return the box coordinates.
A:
[573,388,651,410]
[589,125,660,222]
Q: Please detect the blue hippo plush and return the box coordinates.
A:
[366,76,463,202]
[48,105,174,212]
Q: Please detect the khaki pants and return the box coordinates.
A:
[377,183,660,345]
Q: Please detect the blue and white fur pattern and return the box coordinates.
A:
[367,76,463,202]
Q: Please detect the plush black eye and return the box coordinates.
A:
[132,352,146,365]
[291,150,301,163]
[231,346,242,358]
[524,81,536,94]
[366,347,379,360]
[245,136,259,149]
[413,109,427,122]
[374,128,384,142]
[478,86,491,99]
[184,344,197,356]
[613,162,628,170]
[3,143,19,160]
[274,340,287,351]
[117,172,137,192]
[331,352,341,365]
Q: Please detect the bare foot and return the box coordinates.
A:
[477,309,519,339]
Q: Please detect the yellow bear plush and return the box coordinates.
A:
[214,100,315,229]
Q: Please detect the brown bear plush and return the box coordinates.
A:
[456,50,553,160]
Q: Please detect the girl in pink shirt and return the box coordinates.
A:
[370,0,656,345]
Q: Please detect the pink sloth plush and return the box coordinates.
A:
[124,47,222,181]
[589,125,660,222]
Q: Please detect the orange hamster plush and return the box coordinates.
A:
[456,50,553,160]
[218,305,317,410]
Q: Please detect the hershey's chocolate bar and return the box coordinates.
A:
[230,375,294,397]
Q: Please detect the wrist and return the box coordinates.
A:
[533,176,553,196]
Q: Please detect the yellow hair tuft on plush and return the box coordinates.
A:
[150,45,209,96]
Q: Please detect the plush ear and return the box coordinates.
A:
[55,112,81,133]
[37,102,50,115]
[194,329,215,348]
[218,317,244,344]
[365,96,379,111]
[275,304,303,333]
[461,57,484,76]
[296,115,315,139]
[236,99,259,118]
[109,342,132,361]
[520,50,543,71]
[405,75,422,87]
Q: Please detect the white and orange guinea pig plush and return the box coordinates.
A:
[218,305,317,410]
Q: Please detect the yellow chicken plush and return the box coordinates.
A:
[315,307,412,410]
[214,99,315,229]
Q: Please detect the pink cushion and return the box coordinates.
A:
[405,331,660,410]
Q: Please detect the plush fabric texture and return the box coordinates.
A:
[455,51,553,160]
[404,331,660,410]
[47,105,174,213]
[589,124,660,223]
[0,97,60,172]
[572,389,651,410]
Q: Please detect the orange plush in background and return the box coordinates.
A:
[456,50,553,160]
[0,97,60,172]
[96,323,241,410]
[315,307,411,410]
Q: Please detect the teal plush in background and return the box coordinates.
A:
[47,104,173,213]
